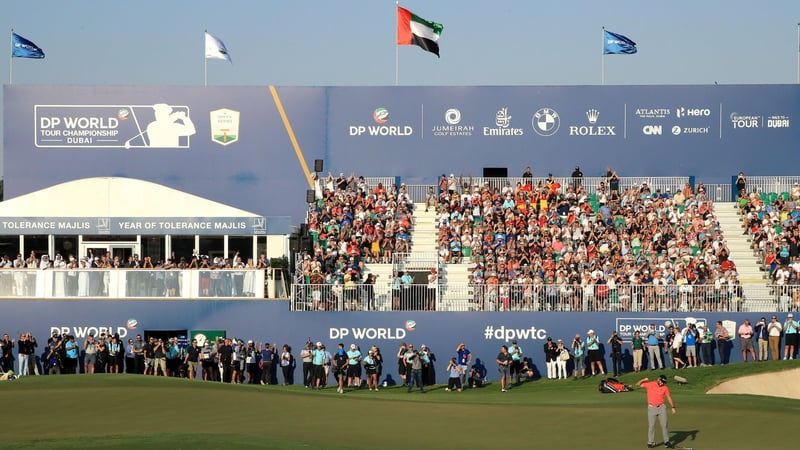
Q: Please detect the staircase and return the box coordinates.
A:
[407,205,438,260]
[714,202,767,306]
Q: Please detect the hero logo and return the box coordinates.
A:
[483,325,548,342]
[642,125,662,135]
[767,115,790,128]
[483,107,524,136]
[349,107,413,136]
[329,327,406,340]
[51,325,128,338]
[730,112,762,129]
[568,108,616,136]
[676,107,711,118]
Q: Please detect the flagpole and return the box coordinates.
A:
[601,26,605,85]
[796,22,799,84]
[204,30,208,87]
[9,28,13,85]
[395,1,399,86]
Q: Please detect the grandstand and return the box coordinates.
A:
[291,173,799,313]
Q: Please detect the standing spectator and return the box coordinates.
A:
[346,343,362,389]
[362,349,379,391]
[107,335,121,374]
[496,345,513,392]
[133,334,145,374]
[714,321,730,365]
[456,342,472,387]
[404,344,424,393]
[64,335,79,374]
[767,315,782,361]
[644,324,663,370]
[1,333,15,372]
[586,330,605,376]
[700,324,714,366]
[426,268,438,311]
[738,319,756,363]
[670,329,686,369]
[508,340,523,385]
[662,326,675,369]
[151,338,167,376]
[571,334,586,379]
[300,342,314,388]
[543,337,558,379]
[683,324,699,368]
[571,165,583,192]
[631,330,644,373]
[125,339,136,374]
[445,358,462,392]
[783,313,798,360]
[754,317,769,361]
[83,334,97,374]
[555,339,568,379]
[312,341,326,389]
[259,343,274,385]
[184,339,200,380]
[279,344,294,385]
[735,172,747,198]
[420,344,435,385]
[636,375,677,449]
[396,342,408,387]
[333,343,348,393]
[608,331,624,376]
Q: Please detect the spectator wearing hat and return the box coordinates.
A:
[404,343,424,393]
[555,339,569,379]
[508,340,523,385]
[637,375,677,449]
[312,341,326,389]
[346,344,362,389]
[300,342,314,388]
[784,313,798,360]
[571,334,586,378]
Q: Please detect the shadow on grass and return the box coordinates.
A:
[670,429,700,448]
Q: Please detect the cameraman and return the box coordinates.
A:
[404,344,424,393]
[607,331,624,376]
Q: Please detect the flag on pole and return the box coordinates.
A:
[603,30,637,55]
[12,32,45,59]
[397,6,443,58]
[205,31,231,62]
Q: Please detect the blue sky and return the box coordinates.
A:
[3,0,800,86]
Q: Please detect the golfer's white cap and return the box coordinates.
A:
[588,329,595,334]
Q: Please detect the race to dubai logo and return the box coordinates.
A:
[209,108,240,146]
[531,107,560,136]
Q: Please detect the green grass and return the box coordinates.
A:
[4,361,800,449]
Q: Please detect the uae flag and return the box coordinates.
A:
[397,6,443,57]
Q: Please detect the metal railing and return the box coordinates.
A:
[740,176,800,199]
[0,269,268,299]
[391,252,440,273]
[290,282,797,313]
[703,184,732,202]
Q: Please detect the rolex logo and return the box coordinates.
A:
[586,109,600,124]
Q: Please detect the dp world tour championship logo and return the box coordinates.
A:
[35,103,196,149]
[209,108,240,146]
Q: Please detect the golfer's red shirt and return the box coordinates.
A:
[642,380,670,407]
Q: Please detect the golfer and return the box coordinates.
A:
[637,375,676,449]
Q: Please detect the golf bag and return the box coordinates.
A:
[598,377,633,393]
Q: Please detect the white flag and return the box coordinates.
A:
[205,32,231,62]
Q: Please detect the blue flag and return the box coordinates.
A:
[603,30,636,55]
[12,32,45,59]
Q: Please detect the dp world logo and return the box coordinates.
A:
[532,107,560,136]
[445,108,462,125]
[373,107,389,124]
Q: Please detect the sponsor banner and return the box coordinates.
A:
[2,300,774,375]
[0,217,266,235]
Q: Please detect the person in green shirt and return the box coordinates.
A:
[631,330,645,372]
[700,324,714,366]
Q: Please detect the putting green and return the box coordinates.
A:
[4,361,798,450]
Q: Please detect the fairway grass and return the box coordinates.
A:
[3,361,799,450]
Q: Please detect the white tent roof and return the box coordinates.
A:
[0,177,260,217]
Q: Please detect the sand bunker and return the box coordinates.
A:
[707,367,800,399]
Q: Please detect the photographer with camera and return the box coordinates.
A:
[496,344,512,392]
[572,334,585,379]
[404,344,424,393]
[608,330,624,376]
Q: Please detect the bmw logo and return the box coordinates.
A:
[532,107,560,136]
